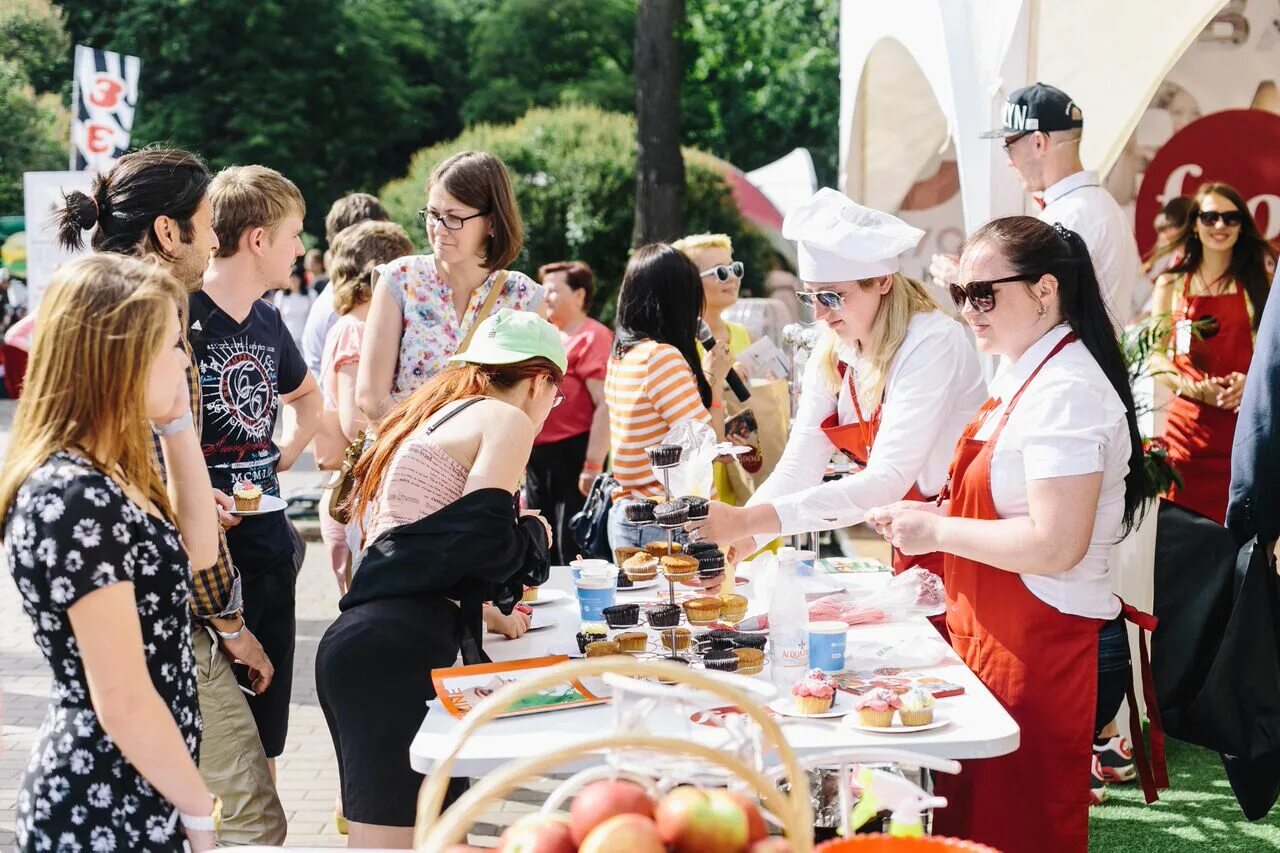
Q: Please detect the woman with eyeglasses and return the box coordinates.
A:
[866,217,1150,852]
[685,190,985,598]
[1148,182,1274,524]
[356,151,544,421]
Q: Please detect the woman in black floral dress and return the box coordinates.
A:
[0,255,223,851]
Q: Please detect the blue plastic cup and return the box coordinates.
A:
[807,621,848,672]
[574,567,618,622]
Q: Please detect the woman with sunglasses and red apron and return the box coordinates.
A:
[869,218,1152,853]
[686,190,986,617]
[1148,183,1274,525]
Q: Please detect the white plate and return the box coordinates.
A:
[768,694,850,719]
[617,577,660,592]
[844,713,950,734]
[491,617,558,638]
[523,589,570,607]
[228,494,288,516]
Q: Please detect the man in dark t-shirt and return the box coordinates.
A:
[198,165,321,769]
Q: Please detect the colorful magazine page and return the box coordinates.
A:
[817,557,891,575]
[432,655,610,720]
[832,668,966,699]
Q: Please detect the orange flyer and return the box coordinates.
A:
[432,655,610,720]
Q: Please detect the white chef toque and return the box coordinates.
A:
[782,188,925,283]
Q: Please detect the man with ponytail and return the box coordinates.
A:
[686,189,985,620]
[869,217,1155,852]
[56,148,287,844]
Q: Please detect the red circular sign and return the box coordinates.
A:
[1135,109,1280,257]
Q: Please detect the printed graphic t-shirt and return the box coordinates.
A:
[189,292,308,495]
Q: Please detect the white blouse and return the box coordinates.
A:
[748,310,986,545]
[977,324,1128,619]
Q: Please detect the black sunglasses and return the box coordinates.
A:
[1001,131,1036,151]
[795,289,844,310]
[699,261,744,282]
[1198,210,1244,228]
[949,275,1035,312]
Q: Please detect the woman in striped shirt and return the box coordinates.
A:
[605,244,732,550]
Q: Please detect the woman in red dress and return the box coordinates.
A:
[1150,182,1274,524]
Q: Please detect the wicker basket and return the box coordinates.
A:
[413,657,816,850]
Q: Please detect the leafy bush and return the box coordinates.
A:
[379,106,777,322]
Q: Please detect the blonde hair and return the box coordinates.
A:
[812,273,939,405]
[209,165,305,258]
[0,254,185,520]
[672,233,732,254]
[329,220,413,316]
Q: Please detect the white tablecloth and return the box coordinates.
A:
[410,567,1019,776]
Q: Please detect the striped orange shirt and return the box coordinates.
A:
[605,340,711,500]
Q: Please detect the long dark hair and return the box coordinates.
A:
[613,243,712,408]
[967,216,1149,535]
[56,147,211,260]
[1160,182,1274,330]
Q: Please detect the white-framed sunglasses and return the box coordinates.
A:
[795,289,844,310]
[699,261,744,282]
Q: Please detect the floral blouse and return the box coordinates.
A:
[380,254,544,399]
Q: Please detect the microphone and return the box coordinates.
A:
[698,319,751,402]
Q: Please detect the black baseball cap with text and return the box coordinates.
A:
[980,82,1084,138]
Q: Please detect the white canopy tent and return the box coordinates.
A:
[839,0,1228,229]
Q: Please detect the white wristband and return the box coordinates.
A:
[152,408,194,437]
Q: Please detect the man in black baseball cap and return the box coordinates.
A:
[980,82,1084,140]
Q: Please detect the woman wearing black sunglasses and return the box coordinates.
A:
[1149,182,1275,524]
[685,190,985,607]
[867,217,1151,852]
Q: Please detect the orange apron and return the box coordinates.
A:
[821,365,947,638]
[933,334,1101,853]
[1163,273,1254,525]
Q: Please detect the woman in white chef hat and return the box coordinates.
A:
[687,189,986,616]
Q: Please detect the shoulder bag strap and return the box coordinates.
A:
[457,270,510,355]
[424,396,486,435]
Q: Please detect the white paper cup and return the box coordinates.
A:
[807,620,848,672]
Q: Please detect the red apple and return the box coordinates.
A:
[568,779,656,845]
[579,813,665,853]
[749,838,795,853]
[656,786,750,852]
[498,813,576,853]
[726,791,768,844]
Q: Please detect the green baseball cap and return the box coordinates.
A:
[450,308,568,373]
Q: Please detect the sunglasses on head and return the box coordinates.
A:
[795,289,844,311]
[1197,210,1244,228]
[699,261,744,282]
[948,274,1036,313]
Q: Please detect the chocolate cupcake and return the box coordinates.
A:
[576,624,608,654]
[685,540,720,556]
[653,499,689,528]
[603,603,640,628]
[684,496,710,520]
[646,443,682,469]
[702,649,740,673]
[615,573,635,589]
[695,629,739,656]
[624,501,657,524]
[733,632,768,651]
[697,551,726,572]
[646,603,681,628]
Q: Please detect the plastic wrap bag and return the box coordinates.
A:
[805,568,946,625]
[661,420,719,498]
[843,636,954,670]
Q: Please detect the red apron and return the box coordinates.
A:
[1164,273,1253,524]
[933,334,1101,853]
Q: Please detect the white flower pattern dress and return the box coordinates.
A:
[4,451,200,852]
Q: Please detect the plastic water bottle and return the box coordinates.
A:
[770,547,809,688]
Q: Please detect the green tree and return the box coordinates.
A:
[682,0,840,184]
[460,0,633,127]
[380,106,774,321]
[2,0,71,95]
[55,0,467,239]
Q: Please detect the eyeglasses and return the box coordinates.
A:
[1001,131,1035,151]
[699,261,744,282]
[417,208,490,231]
[948,275,1035,312]
[795,290,844,311]
[1197,210,1244,228]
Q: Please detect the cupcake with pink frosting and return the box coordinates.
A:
[791,669,838,715]
[853,687,902,727]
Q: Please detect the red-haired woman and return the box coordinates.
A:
[315,309,561,847]
[1150,182,1275,524]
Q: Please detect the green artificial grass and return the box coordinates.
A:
[1090,737,1280,851]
